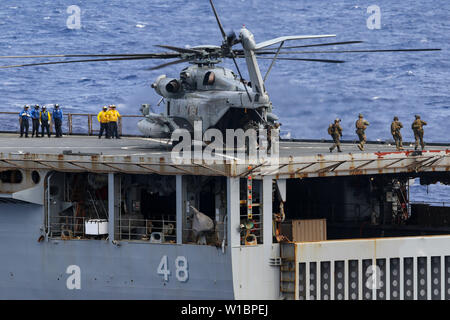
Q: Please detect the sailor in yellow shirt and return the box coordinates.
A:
[107,105,121,139]
[97,106,110,139]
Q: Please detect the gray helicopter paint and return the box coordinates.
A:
[138,26,292,137]
[140,64,273,136]
[137,27,337,138]
[239,27,267,97]
[0,202,233,299]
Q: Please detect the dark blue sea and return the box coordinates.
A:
[0,0,449,202]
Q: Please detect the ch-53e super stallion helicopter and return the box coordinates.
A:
[0,0,440,142]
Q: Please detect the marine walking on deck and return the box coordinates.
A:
[329,118,343,153]
[412,114,427,150]
[19,105,31,138]
[355,113,369,151]
[40,106,51,138]
[391,116,403,150]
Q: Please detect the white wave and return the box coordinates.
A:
[136,24,146,28]
[282,131,291,139]
[289,78,302,85]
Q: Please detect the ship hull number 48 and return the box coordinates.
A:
[157,255,189,282]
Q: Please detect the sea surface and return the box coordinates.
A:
[0,0,448,202]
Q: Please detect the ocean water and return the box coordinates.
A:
[0,0,449,201]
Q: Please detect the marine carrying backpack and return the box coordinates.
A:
[356,119,365,129]
[328,124,334,135]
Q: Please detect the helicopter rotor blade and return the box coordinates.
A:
[0,55,182,69]
[155,45,203,54]
[208,0,249,101]
[260,40,364,50]
[146,58,190,71]
[233,40,363,55]
[230,53,252,102]
[254,48,441,55]
[248,56,345,63]
[208,0,227,41]
[0,53,180,59]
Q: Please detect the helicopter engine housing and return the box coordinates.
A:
[152,75,183,98]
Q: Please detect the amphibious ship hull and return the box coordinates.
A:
[0,203,233,299]
[0,134,449,300]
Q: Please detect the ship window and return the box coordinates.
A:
[203,71,215,86]
[118,174,176,243]
[32,171,40,184]
[0,170,23,183]
[181,176,227,246]
[46,172,109,240]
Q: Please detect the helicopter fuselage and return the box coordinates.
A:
[138,64,275,138]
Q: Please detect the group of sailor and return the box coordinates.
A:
[19,104,62,138]
[96,105,122,139]
[329,114,427,153]
[19,104,122,139]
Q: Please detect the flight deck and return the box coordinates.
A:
[0,133,448,178]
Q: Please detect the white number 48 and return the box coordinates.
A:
[157,255,189,282]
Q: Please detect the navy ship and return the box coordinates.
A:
[0,132,449,300]
[0,0,448,300]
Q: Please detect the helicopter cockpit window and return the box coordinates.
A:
[180,71,195,89]
[203,71,215,86]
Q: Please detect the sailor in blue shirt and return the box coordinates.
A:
[19,105,31,138]
[31,104,41,137]
[52,104,63,137]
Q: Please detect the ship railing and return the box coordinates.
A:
[116,217,176,243]
[0,111,143,136]
[48,216,98,239]
[48,215,227,245]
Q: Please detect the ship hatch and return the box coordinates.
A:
[280,172,450,241]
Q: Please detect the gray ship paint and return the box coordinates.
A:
[0,203,233,299]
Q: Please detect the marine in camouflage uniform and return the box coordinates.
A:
[355,113,369,151]
[391,116,403,150]
[329,118,343,153]
[412,114,427,150]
